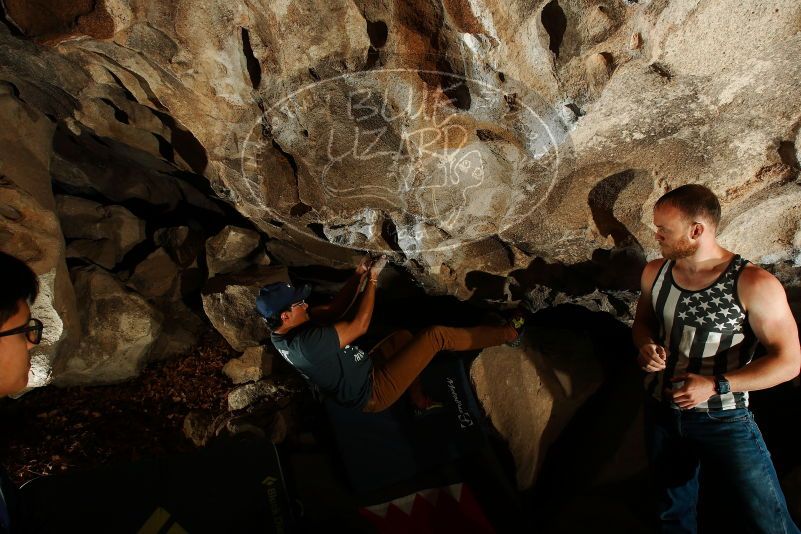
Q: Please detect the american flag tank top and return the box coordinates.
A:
[647,255,759,410]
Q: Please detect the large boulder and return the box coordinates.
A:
[56,195,145,269]
[205,225,263,277]
[227,377,296,411]
[153,225,204,268]
[222,345,275,385]
[0,85,78,392]
[126,246,207,360]
[54,266,162,385]
[470,325,604,489]
[126,247,180,299]
[201,265,289,351]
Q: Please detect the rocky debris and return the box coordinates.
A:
[0,332,234,486]
[205,225,263,277]
[183,406,293,448]
[201,265,289,351]
[227,378,299,412]
[220,407,291,444]
[126,247,180,299]
[183,411,215,447]
[470,326,604,489]
[154,225,204,268]
[54,266,162,386]
[525,286,638,326]
[223,345,274,385]
[147,301,206,361]
[56,195,145,270]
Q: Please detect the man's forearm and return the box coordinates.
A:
[351,279,376,333]
[725,351,800,393]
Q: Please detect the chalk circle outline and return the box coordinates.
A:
[237,66,571,254]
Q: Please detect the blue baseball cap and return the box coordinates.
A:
[256,282,311,319]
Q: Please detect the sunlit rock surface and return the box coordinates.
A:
[1,0,797,299]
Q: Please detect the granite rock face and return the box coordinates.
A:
[55,266,162,385]
[222,345,274,385]
[0,86,78,391]
[471,326,604,489]
[205,225,263,277]
[1,0,797,301]
[56,195,146,270]
[201,265,290,351]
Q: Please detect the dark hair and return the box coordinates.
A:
[0,251,39,327]
[655,184,721,227]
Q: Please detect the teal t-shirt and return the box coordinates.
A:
[271,323,372,409]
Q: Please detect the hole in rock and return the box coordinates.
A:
[152,111,208,174]
[290,202,312,217]
[649,62,673,80]
[564,102,585,118]
[154,133,174,162]
[476,129,503,142]
[778,140,799,170]
[307,223,328,241]
[436,58,471,111]
[241,28,262,90]
[380,217,404,255]
[365,47,381,70]
[541,0,567,58]
[272,139,298,176]
[366,20,388,48]
[100,98,129,124]
[599,51,615,72]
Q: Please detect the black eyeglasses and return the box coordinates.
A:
[0,318,43,345]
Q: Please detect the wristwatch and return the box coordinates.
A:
[714,374,731,395]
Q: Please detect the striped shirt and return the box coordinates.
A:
[647,255,759,411]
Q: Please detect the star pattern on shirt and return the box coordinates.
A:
[675,269,745,331]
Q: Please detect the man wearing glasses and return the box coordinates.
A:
[0,251,42,397]
[257,254,525,413]
[0,251,43,534]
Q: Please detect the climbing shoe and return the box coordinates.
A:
[504,308,527,348]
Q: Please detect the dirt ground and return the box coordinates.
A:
[0,331,236,486]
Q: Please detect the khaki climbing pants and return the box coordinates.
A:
[363,323,517,413]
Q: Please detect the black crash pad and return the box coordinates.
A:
[324,353,487,494]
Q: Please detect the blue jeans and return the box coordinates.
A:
[644,398,800,534]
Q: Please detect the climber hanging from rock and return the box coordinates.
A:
[256,254,526,412]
